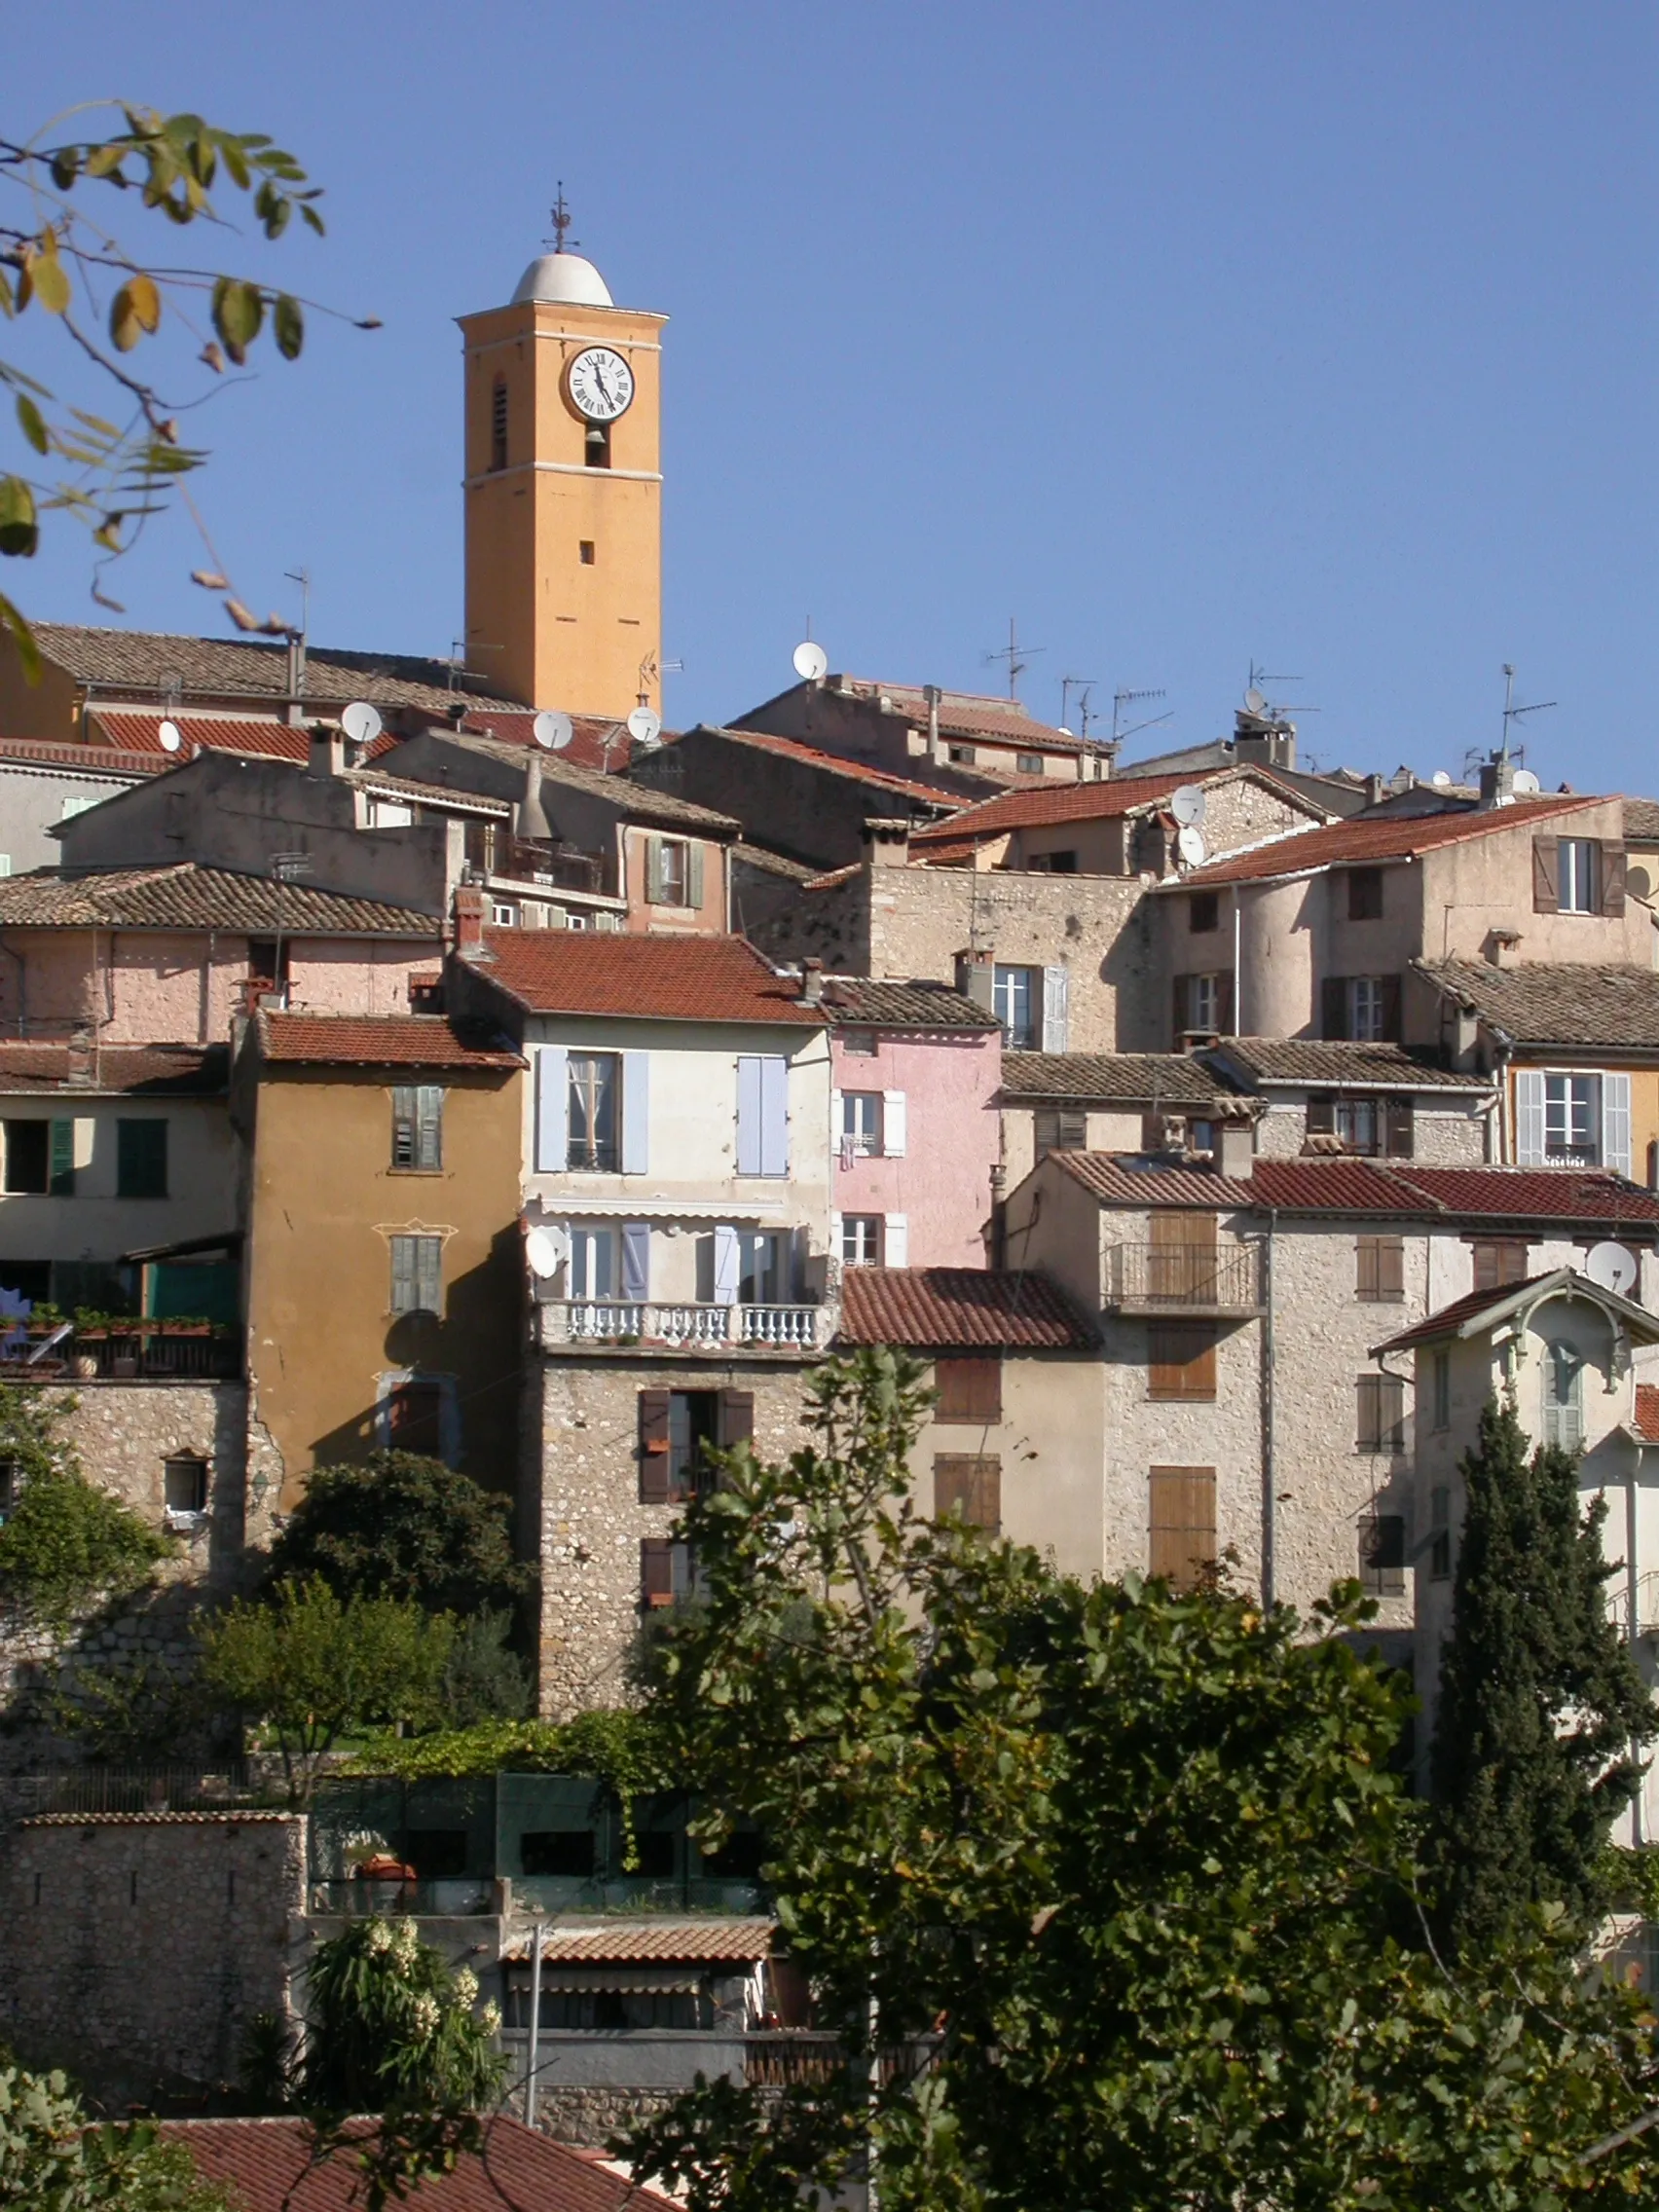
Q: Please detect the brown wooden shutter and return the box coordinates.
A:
[1355,1236,1380,1300]
[1382,1375,1406,1453]
[1379,1236,1405,1299]
[1532,837,1560,912]
[1380,974,1402,1043]
[1356,1373,1382,1451]
[1149,1208,1218,1300]
[1322,976,1346,1041]
[1216,971,1235,1034]
[639,1389,673,1503]
[1148,1466,1216,1592]
[1384,1097,1415,1157]
[1305,1094,1336,1136]
[933,1454,1002,1530]
[640,1537,675,1607]
[1602,844,1627,916]
[717,1390,755,1450]
[1472,1237,1528,1291]
[935,1356,1003,1422]
[1148,1321,1217,1400]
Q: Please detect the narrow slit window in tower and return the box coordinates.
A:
[490,378,508,472]
[585,422,610,469]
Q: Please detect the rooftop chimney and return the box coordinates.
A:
[924,683,942,762]
[517,757,553,843]
[798,958,824,1007]
[863,817,911,867]
[1215,1119,1254,1178]
[1232,707,1297,772]
[453,884,490,962]
[954,946,996,1015]
[1478,751,1516,809]
[307,721,346,780]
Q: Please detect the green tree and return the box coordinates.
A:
[268,1452,534,1619]
[198,1579,452,1805]
[623,1350,1659,2212]
[1430,1397,1655,1955]
[0,1385,173,1629]
[0,2060,228,2208]
[0,105,363,664]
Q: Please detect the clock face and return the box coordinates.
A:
[566,347,635,424]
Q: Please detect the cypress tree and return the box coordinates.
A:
[1430,1396,1654,1953]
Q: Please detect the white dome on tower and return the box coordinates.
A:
[511,251,613,308]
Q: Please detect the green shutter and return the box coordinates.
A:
[687,841,705,910]
[390,1235,417,1312]
[49,1120,74,1198]
[117,1119,167,1198]
[645,835,664,904]
[416,1086,444,1170]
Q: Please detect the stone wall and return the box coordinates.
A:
[0,1809,306,2105]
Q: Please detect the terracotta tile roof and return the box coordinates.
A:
[1418,961,1659,1051]
[1001,1051,1224,1105]
[746,677,1085,750]
[92,709,312,761]
[1053,1155,1257,1208]
[162,2116,673,2212]
[24,1808,295,1825]
[803,863,863,894]
[820,977,1001,1030]
[692,725,965,807]
[0,1043,228,1094]
[1369,1273,1559,1353]
[731,841,818,882]
[836,1267,1096,1350]
[1388,1166,1659,1223]
[1635,1382,1659,1441]
[475,930,825,1025]
[457,706,655,774]
[1168,793,1604,889]
[1622,797,1659,842]
[1247,1158,1435,1212]
[0,737,160,778]
[433,728,739,830]
[505,1918,776,1964]
[336,765,508,817]
[31,621,505,718]
[1371,1267,1659,1356]
[0,864,438,938]
[1207,1037,1489,1090]
[258,1014,523,1069]
[909,765,1322,847]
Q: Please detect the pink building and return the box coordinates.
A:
[822,977,1002,1270]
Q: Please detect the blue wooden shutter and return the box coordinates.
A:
[713,1223,740,1305]
[535,1046,568,1171]
[736,1056,763,1175]
[759,1056,789,1178]
[621,1222,651,1302]
[622,1051,650,1172]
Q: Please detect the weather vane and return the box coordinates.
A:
[546,183,577,255]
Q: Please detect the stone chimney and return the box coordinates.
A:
[453,885,490,962]
[1478,751,1516,809]
[954,946,996,1015]
[863,818,911,866]
[1485,926,1523,969]
[1215,1119,1254,1178]
[924,684,942,763]
[307,721,346,780]
[798,958,825,1007]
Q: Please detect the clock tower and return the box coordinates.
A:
[460,228,666,718]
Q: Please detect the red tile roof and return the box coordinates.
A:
[1053,1156,1258,1208]
[92,710,402,763]
[837,1267,1096,1350]
[456,707,656,775]
[0,737,161,778]
[909,765,1319,846]
[476,930,826,1025]
[258,1014,523,1069]
[1371,1268,1659,1356]
[505,1917,775,1964]
[1170,793,1604,888]
[1636,1383,1659,1442]
[0,864,437,938]
[1388,1165,1659,1223]
[162,2117,672,2212]
[0,1042,228,1094]
[1053,1151,1659,1224]
[699,725,965,806]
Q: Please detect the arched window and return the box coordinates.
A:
[1541,1340,1584,1453]
[490,377,508,472]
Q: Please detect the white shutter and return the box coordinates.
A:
[621,1050,650,1173]
[1042,965,1070,1052]
[881,1090,907,1157]
[1514,1069,1545,1166]
[1603,1071,1633,1175]
[736,1055,762,1175]
[883,1213,908,1268]
[713,1223,740,1305]
[535,1045,568,1172]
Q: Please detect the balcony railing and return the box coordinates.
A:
[464,826,618,898]
[0,1322,240,1381]
[1610,1571,1659,1639]
[539,1301,823,1351]
[1106,1241,1264,1316]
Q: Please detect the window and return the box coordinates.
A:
[389,1235,443,1316]
[1172,971,1233,1043]
[639,1387,751,1503]
[117,1120,167,1198]
[1321,975,1400,1043]
[520,1829,596,1879]
[935,1356,1002,1422]
[1190,892,1219,934]
[1016,752,1045,773]
[568,1225,614,1299]
[1148,1321,1217,1401]
[1472,1238,1529,1292]
[1541,1340,1584,1453]
[1035,1108,1088,1159]
[163,1455,208,1517]
[737,1232,784,1305]
[1355,1235,1405,1303]
[993,965,1037,1050]
[1028,849,1079,873]
[1543,1074,1597,1164]
[1534,835,1623,916]
[579,539,595,566]
[1431,1349,1451,1431]
[640,1535,694,1608]
[490,376,508,471]
[1191,975,1219,1032]
[246,940,291,1005]
[933,1454,1001,1530]
[568,1053,620,1170]
[840,1091,881,1156]
[1349,977,1384,1043]
[59,794,98,822]
[1429,1486,1452,1580]
[1357,1514,1406,1596]
[384,1378,445,1456]
[1356,1372,1407,1455]
[1307,1094,1414,1159]
[736,1054,789,1177]
[1558,838,1597,914]
[1148,1466,1217,1593]
[841,1214,881,1265]
[646,835,698,907]
[947,743,976,765]
[492,902,516,926]
[3,1120,47,1196]
[1347,867,1383,921]
[391,1085,443,1171]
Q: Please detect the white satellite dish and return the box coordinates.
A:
[1585,1240,1640,1299]
[1244,686,1269,717]
[341,700,383,747]
[533,710,573,753]
[525,1226,569,1280]
[1431,768,1452,789]
[627,705,663,751]
[157,719,184,755]
[1170,785,1207,828]
[793,640,829,683]
[1176,823,1208,867]
[1512,767,1541,795]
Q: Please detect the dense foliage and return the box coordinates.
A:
[267,1453,534,1620]
[0,1386,173,1628]
[0,2061,228,2209]
[1430,1398,1655,1953]
[623,1350,1659,2212]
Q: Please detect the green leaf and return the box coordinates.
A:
[0,594,41,683]
[15,396,48,455]
[0,477,39,558]
[48,148,80,191]
[274,294,304,361]
[210,276,263,364]
[30,247,69,315]
[300,203,326,238]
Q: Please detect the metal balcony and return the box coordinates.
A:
[538,1300,823,1352]
[1106,1241,1264,1318]
[1610,1571,1659,1639]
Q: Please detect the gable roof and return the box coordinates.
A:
[820,977,1002,1031]
[1000,1051,1226,1105]
[0,1043,228,1095]
[161,2116,673,2212]
[738,676,1086,752]
[257,1014,523,1070]
[1166,793,1604,890]
[838,1266,1096,1350]
[1418,960,1659,1051]
[1206,1037,1491,1091]
[456,705,658,775]
[473,930,825,1025]
[0,864,438,938]
[430,729,739,831]
[92,710,312,763]
[678,725,964,808]
[908,764,1326,848]
[0,737,160,780]
[1622,797,1659,843]
[1371,1267,1659,1356]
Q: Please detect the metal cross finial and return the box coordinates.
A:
[546,183,577,255]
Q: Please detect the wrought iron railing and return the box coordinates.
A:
[1610,1571,1659,1638]
[539,1302,822,1350]
[1106,1241,1262,1313]
[0,1323,240,1381]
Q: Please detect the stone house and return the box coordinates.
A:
[1201,1038,1495,1165]
[1373,1269,1659,1836]
[997,1049,1248,1195]
[0,738,157,878]
[731,671,1103,792]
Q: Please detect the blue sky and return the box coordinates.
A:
[10,3,1655,787]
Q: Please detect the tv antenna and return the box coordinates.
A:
[984,617,1043,702]
[1246,663,1320,720]
[1059,676,1096,734]
[283,567,310,639]
[1112,685,1170,747]
[1499,663,1556,762]
[545,183,577,254]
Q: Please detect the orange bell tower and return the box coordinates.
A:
[460,208,665,719]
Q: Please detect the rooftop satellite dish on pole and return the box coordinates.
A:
[341,701,383,748]
[1176,824,1208,867]
[533,710,573,753]
[158,719,184,756]
[1512,767,1541,795]
[627,706,663,752]
[1585,1240,1640,1299]
[1244,686,1269,718]
[1431,769,1453,789]
[793,640,829,683]
[1170,785,1207,828]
